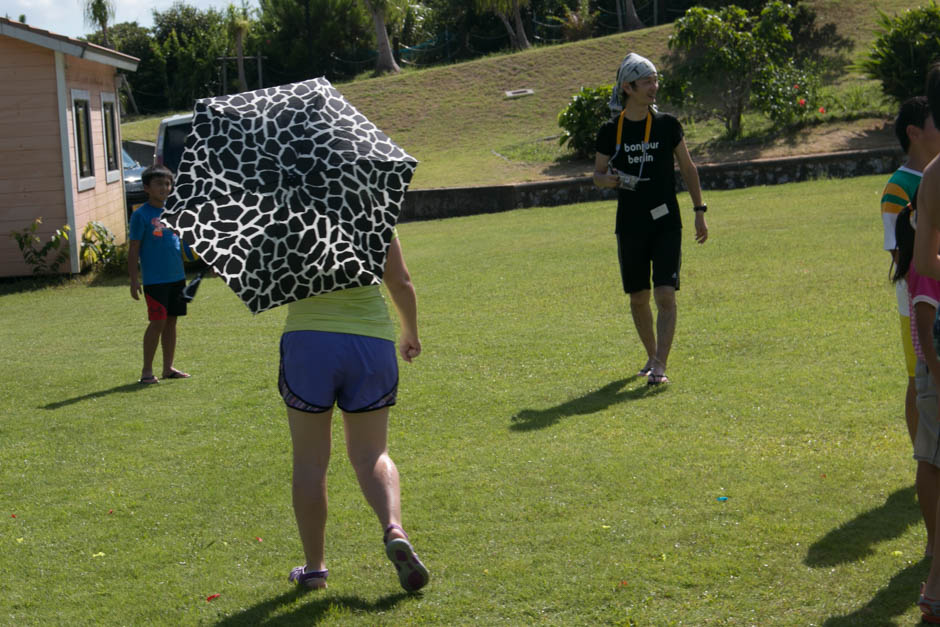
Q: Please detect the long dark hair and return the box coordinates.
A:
[893,201,916,284]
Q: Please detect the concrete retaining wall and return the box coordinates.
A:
[400,146,903,222]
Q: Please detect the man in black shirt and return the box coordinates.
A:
[594,52,708,385]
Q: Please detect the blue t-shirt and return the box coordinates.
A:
[129,202,186,285]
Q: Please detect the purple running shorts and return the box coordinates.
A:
[279,330,398,413]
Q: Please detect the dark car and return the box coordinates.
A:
[154,113,193,174]
[124,148,148,219]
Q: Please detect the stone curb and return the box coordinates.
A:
[400,146,903,222]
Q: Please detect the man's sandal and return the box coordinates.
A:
[288,565,328,590]
[920,584,940,623]
[647,373,670,386]
[384,523,429,592]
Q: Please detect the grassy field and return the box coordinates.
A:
[1,174,933,624]
[121,0,925,190]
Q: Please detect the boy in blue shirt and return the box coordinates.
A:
[128,165,191,384]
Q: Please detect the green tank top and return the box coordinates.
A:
[282,284,395,341]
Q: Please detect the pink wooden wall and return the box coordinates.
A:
[0,36,64,277]
[0,36,127,278]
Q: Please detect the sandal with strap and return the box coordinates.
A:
[384,523,429,592]
[647,373,670,386]
[921,584,940,623]
[288,565,328,590]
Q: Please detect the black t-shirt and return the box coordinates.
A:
[595,110,684,233]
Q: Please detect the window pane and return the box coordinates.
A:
[74,99,94,179]
[103,102,117,171]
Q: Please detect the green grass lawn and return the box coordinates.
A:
[0,174,932,624]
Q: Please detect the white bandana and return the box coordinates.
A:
[608,52,657,114]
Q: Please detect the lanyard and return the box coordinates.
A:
[616,108,652,146]
[612,108,652,181]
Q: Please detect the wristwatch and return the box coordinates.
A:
[693,205,707,213]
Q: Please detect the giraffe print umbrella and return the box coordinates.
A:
[161,78,417,314]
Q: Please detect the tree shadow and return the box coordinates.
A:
[40,382,155,410]
[510,377,665,432]
[821,557,927,626]
[214,589,411,626]
[804,486,920,568]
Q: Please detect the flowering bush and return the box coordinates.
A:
[751,62,822,128]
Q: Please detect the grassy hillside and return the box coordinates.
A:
[122,0,928,189]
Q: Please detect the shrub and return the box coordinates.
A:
[80,221,126,275]
[862,2,940,103]
[9,218,71,275]
[557,84,612,159]
[752,62,821,127]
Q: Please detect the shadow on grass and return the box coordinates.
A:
[214,589,411,626]
[821,556,927,626]
[804,485,919,568]
[40,382,155,410]
[510,377,665,431]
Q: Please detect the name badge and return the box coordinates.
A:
[650,204,669,220]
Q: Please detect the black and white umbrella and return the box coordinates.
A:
[161,78,417,314]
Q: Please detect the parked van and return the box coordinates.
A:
[154,113,193,173]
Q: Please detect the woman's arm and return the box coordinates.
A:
[915,301,940,390]
[383,237,420,362]
[916,160,940,281]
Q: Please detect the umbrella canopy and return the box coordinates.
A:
[161,78,417,313]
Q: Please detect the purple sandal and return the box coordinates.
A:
[288,565,328,590]
[921,584,940,623]
[384,524,429,592]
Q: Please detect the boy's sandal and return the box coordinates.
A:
[138,375,159,385]
[647,373,670,386]
[288,565,328,590]
[384,523,430,592]
[637,366,653,377]
[920,584,940,623]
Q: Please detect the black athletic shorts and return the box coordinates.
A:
[143,280,187,320]
[616,229,682,294]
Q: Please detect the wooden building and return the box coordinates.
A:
[0,17,138,277]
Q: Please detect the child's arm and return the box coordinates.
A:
[128,239,142,300]
[383,237,420,363]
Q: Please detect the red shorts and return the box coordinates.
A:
[143,280,187,321]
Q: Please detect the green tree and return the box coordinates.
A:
[664,1,796,138]
[83,0,115,46]
[226,5,253,91]
[87,22,168,113]
[362,0,400,75]
[862,1,940,103]
[257,0,370,82]
[152,3,229,109]
[475,0,530,50]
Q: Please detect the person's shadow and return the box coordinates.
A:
[821,557,927,626]
[510,377,665,431]
[804,485,924,624]
[40,382,155,410]
[804,486,920,567]
[213,589,410,626]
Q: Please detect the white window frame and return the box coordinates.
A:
[101,92,120,184]
[71,89,96,192]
